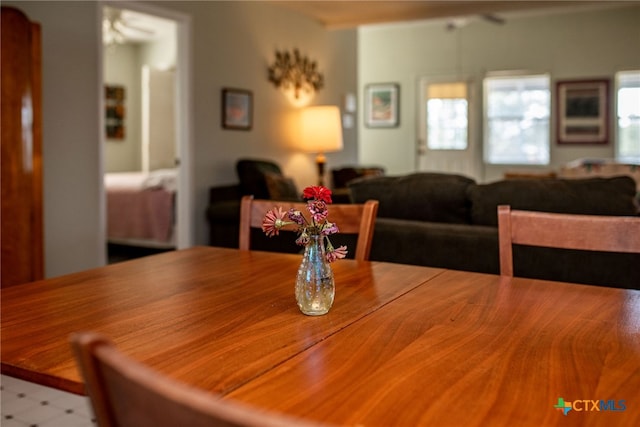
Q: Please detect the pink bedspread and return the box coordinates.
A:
[105,171,175,243]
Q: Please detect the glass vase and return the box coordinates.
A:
[295,234,335,316]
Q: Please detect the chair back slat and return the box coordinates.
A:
[498,204,640,277]
[239,196,379,261]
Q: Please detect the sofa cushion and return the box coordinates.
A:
[264,172,299,201]
[369,218,499,272]
[468,176,638,226]
[348,172,475,224]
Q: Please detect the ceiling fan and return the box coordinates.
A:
[103,6,155,46]
[446,13,505,31]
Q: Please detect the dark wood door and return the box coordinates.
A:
[1,6,43,287]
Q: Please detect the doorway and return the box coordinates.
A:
[100,1,191,262]
[417,76,481,181]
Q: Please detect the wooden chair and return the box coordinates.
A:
[239,196,379,261]
[497,205,640,277]
[71,331,325,427]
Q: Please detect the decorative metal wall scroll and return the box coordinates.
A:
[268,49,324,99]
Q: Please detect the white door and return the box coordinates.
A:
[417,77,480,181]
[143,67,176,172]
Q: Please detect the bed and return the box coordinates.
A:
[104,169,177,248]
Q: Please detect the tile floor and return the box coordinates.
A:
[2,244,171,426]
[1,375,95,427]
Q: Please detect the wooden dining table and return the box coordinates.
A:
[2,246,638,426]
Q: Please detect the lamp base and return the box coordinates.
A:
[316,153,326,187]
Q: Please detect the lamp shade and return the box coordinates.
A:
[301,106,343,153]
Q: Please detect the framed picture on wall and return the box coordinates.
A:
[222,88,253,130]
[364,83,399,128]
[556,79,609,145]
[105,85,125,139]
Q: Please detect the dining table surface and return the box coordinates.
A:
[1,246,638,426]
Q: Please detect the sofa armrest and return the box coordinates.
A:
[207,184,240,248]
[209,184,241,204]
[207,199,240,248]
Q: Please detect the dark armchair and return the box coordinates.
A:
[206,158,300,248]
[207,159,363,254]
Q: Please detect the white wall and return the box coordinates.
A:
[358,4,640,182]
[4,0,358,278]
[4,0,104,278]
[103,21,176,173]
[104,44,142,172]
[150,0,359,247]
[140,24,176,69]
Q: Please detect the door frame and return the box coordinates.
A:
[99,0,193,258]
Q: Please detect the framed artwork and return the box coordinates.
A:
[556,79,609,145]
[105,85,125,139]
[222,88,253,130]
[365,83,399,128]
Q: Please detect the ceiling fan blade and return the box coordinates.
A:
[104,6,121,22]
[121,22,154,35]
[482,14,505,25]
[445,17,469,31]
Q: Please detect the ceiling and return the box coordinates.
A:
[103,6,176,44]
[106,1,634,44]
[268,1,632,29]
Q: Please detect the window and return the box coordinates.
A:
[616,70,640,163]
[484,74,550,165]
[426,82,468,150]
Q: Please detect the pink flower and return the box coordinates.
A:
[262,185,347,262]
[262,207,287,237]
[295,231,310,246]
[288,209,306,226]
[308,200,328,223]
[326,245,348,263]
[322,222,339,236]
[302,186,332,204]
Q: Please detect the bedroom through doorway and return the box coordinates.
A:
[102,4,180,263]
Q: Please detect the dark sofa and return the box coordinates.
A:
[348,173,640,289]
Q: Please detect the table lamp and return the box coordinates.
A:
[301,106,343,187]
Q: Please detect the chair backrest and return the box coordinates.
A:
[71,331,325,427]
[497,204,640,277]
[239,196,379,261]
